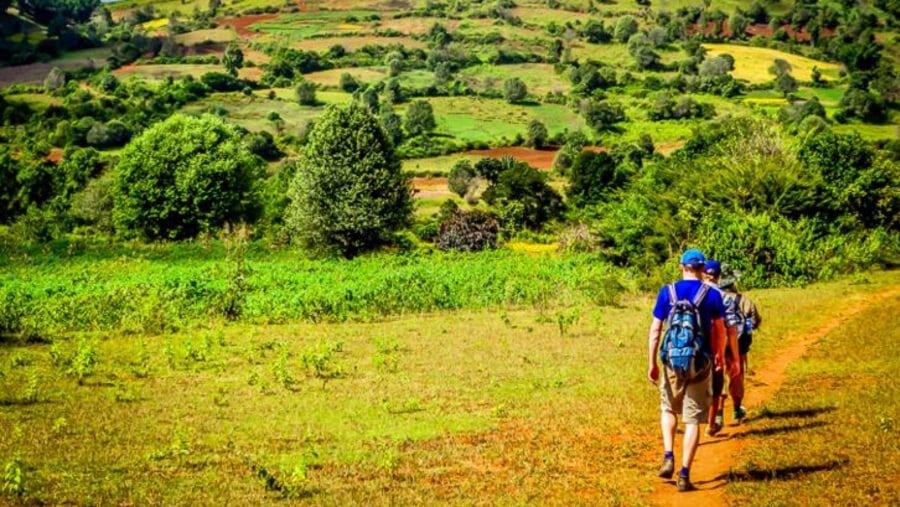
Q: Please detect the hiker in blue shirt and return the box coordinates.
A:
[647,249,732,492]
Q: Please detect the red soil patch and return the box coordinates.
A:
[461,142,684,170]
[691,21,834,42]
[45,149,64,163]
[462,146,560,170]
[112,63,139,75]
[217,14,279,38]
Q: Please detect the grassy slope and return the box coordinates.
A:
[0,267,897,505]
[726,281,900,505]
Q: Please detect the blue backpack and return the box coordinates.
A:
[660,283,711,381]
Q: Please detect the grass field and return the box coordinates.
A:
[703,43,842,84]
[303,67,387,88]
[180,90,353,134]
[288,36,425,52]
[458,63,571,96]
[417,96,585,144]
[0,252,896,505]
[726,283,900,505]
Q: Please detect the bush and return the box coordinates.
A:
[112,114,265,240]
[435,210,500,252]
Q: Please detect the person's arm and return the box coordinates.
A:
[648,317,663,384]
[711,317,726,372]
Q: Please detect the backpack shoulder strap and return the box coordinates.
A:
[692,283,710,306]
[735,293,743,309]
[667,283,678,304]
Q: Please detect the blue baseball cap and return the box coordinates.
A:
[679,248,706,268]
[704,260,722,277]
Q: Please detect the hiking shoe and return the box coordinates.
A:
[677,474,695,492]
[658,457,675,479]
[734,406,747,423]
[705,421,721,437]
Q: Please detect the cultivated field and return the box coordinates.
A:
[703,43,842,83]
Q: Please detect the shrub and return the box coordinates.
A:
[435,210,500,252]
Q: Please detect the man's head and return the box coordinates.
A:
[679,248,705,278]
[703,260,721,284]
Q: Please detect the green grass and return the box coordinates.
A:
[402,153,483,175]
[404,96,585,144]
[303,67,387,88]
[0,258,896,505]
[179,90,353,134]
[114,64,223,81]
[724,282,900,505]
[458,63,571,96]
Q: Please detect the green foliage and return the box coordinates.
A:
[614,15,639,43]
[582,100,626,133]
[566,151,626,207]
[295,81,317,106]
[286,104,413,257]
[339,73,359,93]
[435,210,500,252]
[503,77,527,104]
[447,159,476,198]
[525,119,548,149]
[112,114,265,240]
[404,100,436,137]
[223,42,244,77]
[2,453,25,498]
[483,162,565,230]
[647,94,715,121]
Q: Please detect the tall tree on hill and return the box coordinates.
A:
[17,0,99,25]
[285,104,413,257]
[223,42,244,77]
[769,58,798,97]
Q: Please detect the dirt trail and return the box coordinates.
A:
[648,286,900,507]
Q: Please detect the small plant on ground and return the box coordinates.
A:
[1,453,25,499]
[301,341,345,383]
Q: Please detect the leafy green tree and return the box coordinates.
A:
[223,42,244,77]
[627,33,661,70]
[503,77,528,103]
[383,79,404,104]
[17,0,99,25]
[566,151,625,207]
[339,72,359,92]
[379,109,404,146]
[769,59,797,96]
[729,12,748,38]
[526,119,549,149]
[296,80,317,106]
[112,114,264,240]
[614,15,639,42]
[0,147,22,223]
[448,159,476,197]
[404,100,436,136]
[285,104,413,257]
[474,157,505,183]
[583,101,626,133]
[359,86,379,112]
[482,161,565,230]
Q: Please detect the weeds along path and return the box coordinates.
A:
[648,286,900,507]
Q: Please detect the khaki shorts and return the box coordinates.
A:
[659,365,712,424]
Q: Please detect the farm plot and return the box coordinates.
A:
[703,43,842,84]
[179,90,353,133]
[303,67,387,87]
[458,63,571,96]
[290,35,425,52]
[403,96,585,145]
